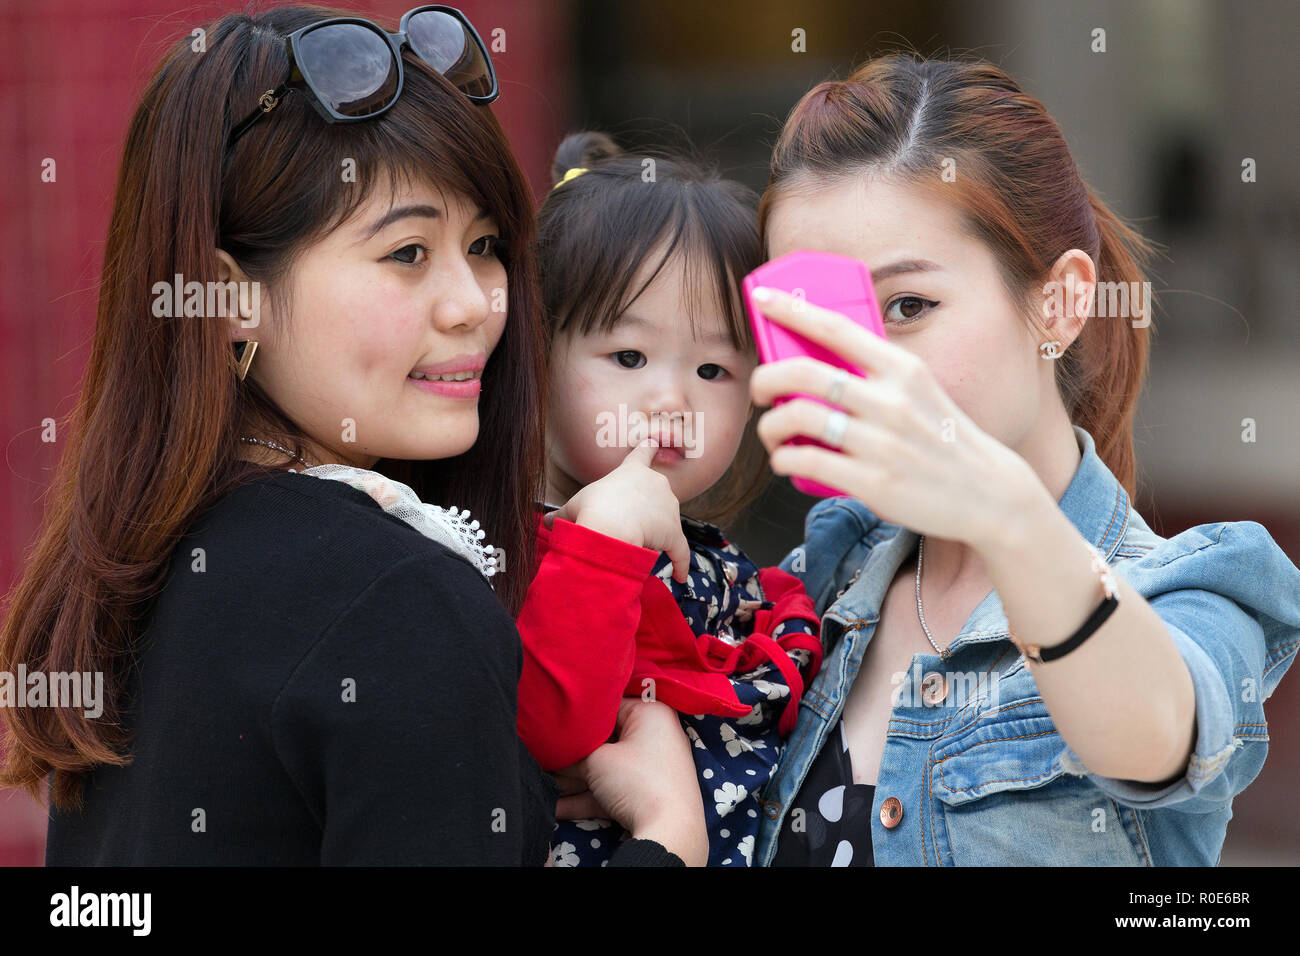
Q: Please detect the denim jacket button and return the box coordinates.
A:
[880,796,904,829]
[921,672,946,705]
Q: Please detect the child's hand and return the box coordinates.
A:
[542,439,691,584]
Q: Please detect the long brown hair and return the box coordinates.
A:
[759,52,1156,497]
[538,131,770,527]
[0,5,547,809]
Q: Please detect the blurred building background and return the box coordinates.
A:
[2,0,1296,865]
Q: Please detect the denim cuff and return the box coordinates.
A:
[1058,620,1245,809]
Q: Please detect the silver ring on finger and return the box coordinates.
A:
[822,408,849,449]
[826,367,851,406]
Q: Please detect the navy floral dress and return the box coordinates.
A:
[547,512,821,867]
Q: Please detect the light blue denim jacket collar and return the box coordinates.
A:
[820,425,1122,660]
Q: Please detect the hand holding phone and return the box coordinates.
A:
[742,250,886,498]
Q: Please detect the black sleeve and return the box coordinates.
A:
[270,549,532,865]
[609,838,686,867]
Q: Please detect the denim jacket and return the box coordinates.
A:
[756,425,1300,866]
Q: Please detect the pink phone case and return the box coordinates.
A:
[742,250,886,498]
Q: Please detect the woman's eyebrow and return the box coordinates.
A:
[358,203,491,242]
[871,258,944,283]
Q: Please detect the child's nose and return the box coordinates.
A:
[645,376,690,418]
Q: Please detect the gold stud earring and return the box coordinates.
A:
[234,340,259,380]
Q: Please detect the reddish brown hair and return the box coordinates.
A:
[1,5,547,809]
[759,52,1157,497]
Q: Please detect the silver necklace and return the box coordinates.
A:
[239,436,314,470]
[914,534,945,655]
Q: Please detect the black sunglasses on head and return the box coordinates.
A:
[227,4,498,149]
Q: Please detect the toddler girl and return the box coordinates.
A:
[515,132,824,867]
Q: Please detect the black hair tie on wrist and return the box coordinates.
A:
[1018,541,1121,664]
[1036,593,1119,662]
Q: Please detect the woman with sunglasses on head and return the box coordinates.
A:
[0,5,706,866]
[746,53,1300,867]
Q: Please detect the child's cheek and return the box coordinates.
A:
[572,367,617,437]
[550,386,615,485]
[704,388,750,452]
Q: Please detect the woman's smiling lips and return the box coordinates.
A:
[408,353,485,399]
[408,375,481,399]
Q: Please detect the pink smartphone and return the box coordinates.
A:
[742,250,886,498]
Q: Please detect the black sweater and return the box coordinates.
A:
[46,470,681,866]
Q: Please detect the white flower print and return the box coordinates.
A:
[752,678,790,701]
[550,842,579,867]
[714,781,748,817]
[573,819,606,831]
[684,724,707,750]
[737,835,755,866]
[735,703,766,727]
[720,722,766,756]
[786,648,813,668]
[735,663,773,682]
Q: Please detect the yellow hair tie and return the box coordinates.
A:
[552,166,588,190]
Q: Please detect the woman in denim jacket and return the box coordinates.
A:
[743,54,1300,866]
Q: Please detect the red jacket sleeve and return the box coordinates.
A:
[515,512,660,771]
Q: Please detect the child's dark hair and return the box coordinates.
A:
[537,131,770,526]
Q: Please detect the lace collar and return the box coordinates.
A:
[297,464,499,583]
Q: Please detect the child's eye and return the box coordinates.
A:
[388,243,428,266]
[470,235,506,260]
[884,296,938,324]
[698,363,729,381]
[611,350,646,369]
